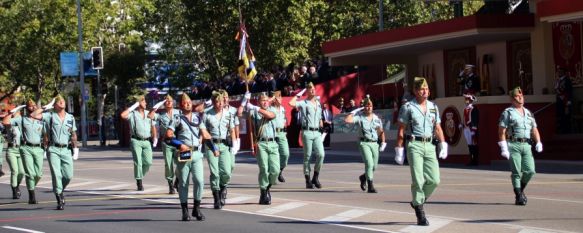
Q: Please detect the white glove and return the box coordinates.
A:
[230,146,238,155]
[153,138,158,148]
[43,151,47,160]
[498,141,510,159]
[394,147,405,165]
[438,142,448,159]
[128,102,140,112]
[205,99,212,107]
[241,92,251,106]
[350,107,364,115]
[379,142,387,152]
[296,88,306,98]
[247,103,260,111]
[320,132,327,143]
[232,139,239,154]
[237,138,241,150]
[535,142,543,153]
[43,98,56,110]
[73,148,79,160]
[152,100,166,109]
[10,105,26,113]
[459,70,465,76]
[316,96,321,102]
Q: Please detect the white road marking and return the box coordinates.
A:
[320,209,372,222]
[226,196,255,204]
[65,181,99,189]
[2,226,44,233]
[518,229,559,233]
[257,202,307,215]
[91,183,131,191]
[399,217,452,233]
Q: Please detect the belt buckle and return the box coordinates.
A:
[423,137,430,143]
[410,135,415,141]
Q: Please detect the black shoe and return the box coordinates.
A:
[305,175,313,189]
[56,194,64,210]
[411,202,429,226]
[137,180,144,191]
[312,172,322,189]
[180,202,191,221]
[367,180,377,193]
[219,186,227,206]
[0,165,4,177]
[259,190,270,205]
[28,190,37,204]
[173,178,179,189]
[266,184,272,204]
[514,188,526,206]
[278,169,286,183]
[12,186,21,199]
[359,174,366,191]
[60,192,65,206]
[192,200,205,221]
[212,190,222,209]
[520,183,528,204]
[168,180,176,194]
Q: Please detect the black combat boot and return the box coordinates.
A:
[56,194,64,210]
[168,180,176,194]
[173,178,179,189]
[472,146,480,166]
[28,190,37,204]
[180,202,191,221]
[367,179,377,193]
[192,200,205,221]
[278,168,286,183]
[305,175,313,189]
[259,190,269,205]
[266,184,272,205]
[12,186,21,199]
[312,171,322,189]
[514,188,525,205]
[60,192,65,206]
[520,183,528,205]
[212,190,222,209]
[219,186,227,206]
[359,174,367,191]
[411,202,429,226]
[137,180,144,191]
[0,165,4,177]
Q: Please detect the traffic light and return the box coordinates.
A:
[91,47,103,70]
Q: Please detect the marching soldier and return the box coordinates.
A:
[240,92,279,204]
[270,91,290,183]
[461,94,480,166]
[0,121,4,177]
[33,95,79,210]
[344,96,386,193]
[149,95,180,194]
[497,87,543,206]
[2,105,25,200]
[394,77,448,226]
[289,82,325,189]
[165,93,214,221]
[199,91,237,209]
[121,95,156,191]
[219,90,239,199]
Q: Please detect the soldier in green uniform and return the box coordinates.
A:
[121,95,157,191]
[166,93,214,221]
[497,87,542,206]
[33,95,78,210]
[240,92,278,204]
[4,100,45,204]
[270,91,290,183]
[289,82,325,189]
[395,77,448,226]
[2,106,25,200]
[344,96,386,193]
[0,121,4,177]
[219,90,239,202]
[149,95,180,194]
[200,91,236,209]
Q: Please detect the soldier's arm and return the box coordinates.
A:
[257,108,275,120]
[396,123,406,147]
[71,129,78,148]
[498,126,507,141]
[2,112,13,126]
[31,108,44,120]
[531,127,541,144]
[120,108,132,120]
[434,124,445,142]
[344,113,354,123]
[289,96,298,107]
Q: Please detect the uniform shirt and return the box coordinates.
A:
[498,107,537,139]
[273,106,287,129]
[128,110,153,139]
[154,109,181,138]
[168,113,202,148]
[296,99,322,128]
[353,113,383,141]
[20,116,45,144]
[42,112,77,145]
[226,106,240,126]
[200,108,234,139]
[249,107,277,139]
[398,99,441,138]
[7,117,23,146]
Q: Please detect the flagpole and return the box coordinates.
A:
[239,4,255,155]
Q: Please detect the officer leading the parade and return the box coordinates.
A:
[270,91,290,183]
[497,87,543,206]
[395,77,448,226]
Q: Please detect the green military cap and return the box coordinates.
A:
[219,89,229,96]
[362,94,373,107]
[258,92,270,100]
[164,94,173,101]
[211,91,223,101]
[272,90,281,98]
[27,98,36,106]
[55,94,65,102]
[134,95,145,102]
[179,93,191,102]
[413,77,428,89]
[306,82,315,89]
[509,86,523,97]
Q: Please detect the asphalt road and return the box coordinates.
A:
[1,142,582,233]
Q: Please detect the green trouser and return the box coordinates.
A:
[205,143,232,191]
[6,147,25,188]
[176,151,204,203]
[0,137,4,166]
[130,138,153,180]
[162,142,176,182]
[257,141,280,190]
[508,142,536,189]
[407,141,440,206]
[47,146,74,194]
[359,142,379,181]
[20,145,44,190]
[301,130,325,175]
[276,132,290,169]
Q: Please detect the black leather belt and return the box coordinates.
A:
[259,138,276,142]
[360,138,377,142]
[212,138,227,144]
[132,135,151,141]
[510,137,531,143]
[190,146,199,151]
[407,135,433,143]
[25,142,41,147]
[302,127,320,131]
[7,143,20,148]
[276,128,287,133]
[52,143,69,148]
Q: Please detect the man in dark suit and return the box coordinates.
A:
[321,103,333,148]
[555,67,573,134]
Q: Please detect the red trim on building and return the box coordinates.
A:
[322,14,534,55]
[537,0,583,19]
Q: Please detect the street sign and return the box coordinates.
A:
[60,52,79,76]
[83,52,97,77]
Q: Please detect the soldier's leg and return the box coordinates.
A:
[205,150,220,192]
[218,144,232,187]
[520,143,536,187]
[47,147,64,195]
[176,161,190,204]
[301,132,313,175]
[407,141,426,206]
[191,154,205,220]
[313,131,325,173]
[7,148,24,199]
[267,142,281,186]
[0,139,3,177]
[508,142,523,189]
[141,141,153,176]
[422,143,440,199]
[33,148,44,185]
[359,142,374,180]
[371,143,380,180]
[277,132,290,170]
[130,139,144,180]
[163,143,176,182]
[257,143,269,190]
[21,147,35,189]
[59,148,74,190]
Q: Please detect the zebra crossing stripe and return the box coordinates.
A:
[257,202,307,215]
[319,209,372,223]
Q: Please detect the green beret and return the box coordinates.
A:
[414,77,428,89]
[509,86,522,97]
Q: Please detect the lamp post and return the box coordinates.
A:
[76,0,88,147]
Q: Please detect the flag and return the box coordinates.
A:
[237,25,257,82]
